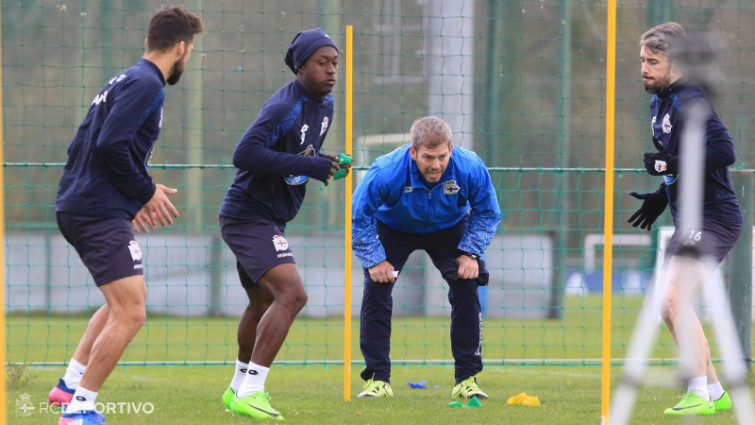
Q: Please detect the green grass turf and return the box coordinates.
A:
[6,295,686,366]
[6,364,749,424]
[5,294,753,423]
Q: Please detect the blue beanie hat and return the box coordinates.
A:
[284,28,339,74]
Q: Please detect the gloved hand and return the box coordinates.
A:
[643,137,678,176]
[627,183,668,230]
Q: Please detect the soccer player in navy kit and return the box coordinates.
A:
[351,116,501,400]
[627,22,742,416]
[219,28,346,420]
[48,7,203,425]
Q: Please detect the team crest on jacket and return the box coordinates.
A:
[662,113,672,134]
[320,117,329,136]
[272,235,289,252]
[284,145,316,185]
[443,180,460,195]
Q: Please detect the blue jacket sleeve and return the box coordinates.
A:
[232,103,332,182]
[457,160,502,256]
[95,77,158,204]
[352,164,389,268]
[704,113,736,171]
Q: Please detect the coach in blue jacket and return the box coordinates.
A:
[352,116,501,400]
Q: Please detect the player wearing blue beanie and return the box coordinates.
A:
[220,28,347,420]
[285,27,339,74]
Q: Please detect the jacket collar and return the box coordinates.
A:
[658,78,691,98]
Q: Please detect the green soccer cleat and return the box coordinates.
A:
[452,376,488,400]
[229,391,284,421]
[663,392,715,416]
[357,378,394,398]
[222,387,234,410]
[713,391,732,411]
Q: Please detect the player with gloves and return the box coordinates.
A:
[628,22,742,416]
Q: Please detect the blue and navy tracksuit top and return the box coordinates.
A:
[220,80,335,224]
[57,59,165,219]
[650,79,742,225]
[352,144,502,268]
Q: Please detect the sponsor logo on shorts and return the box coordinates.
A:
[272,235,289,252]
[277,252,294,258]
[128,240,142,262]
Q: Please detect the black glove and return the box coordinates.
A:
[627,183,668,230]
[643,137,678,176]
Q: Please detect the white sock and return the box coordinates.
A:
[236,362,270,398]
[229,359,249,393]
[708,381,725,401]
[62,358,87,389]
[66,386,98,413]
[687,376,709,400]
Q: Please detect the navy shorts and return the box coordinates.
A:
[665,220,742,264]
[56,212,144,286]
[219,215,296,288]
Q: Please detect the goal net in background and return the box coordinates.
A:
[4,1,754,367]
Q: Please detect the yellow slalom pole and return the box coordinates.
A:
[0,3,7,423]
[601,1,617,424]
[343,24,354,402]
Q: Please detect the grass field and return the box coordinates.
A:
[6,364,750,424]
[7,295,687,365]
[5,294,754,424]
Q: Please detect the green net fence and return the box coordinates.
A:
[5,1,755,367]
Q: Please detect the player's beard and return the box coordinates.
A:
[166,55,186,86]
[643,69,671,95]
[421,165,444,183]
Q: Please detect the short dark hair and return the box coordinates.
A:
[640,22,686,61]
[410,116,452,150]
[147,6,204,52]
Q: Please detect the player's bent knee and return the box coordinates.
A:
[275,287,307,314]
[288,290,308,312]
[112,305,147,329]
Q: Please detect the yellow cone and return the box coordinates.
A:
[507,392,540,406]
[507,393,528,405]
